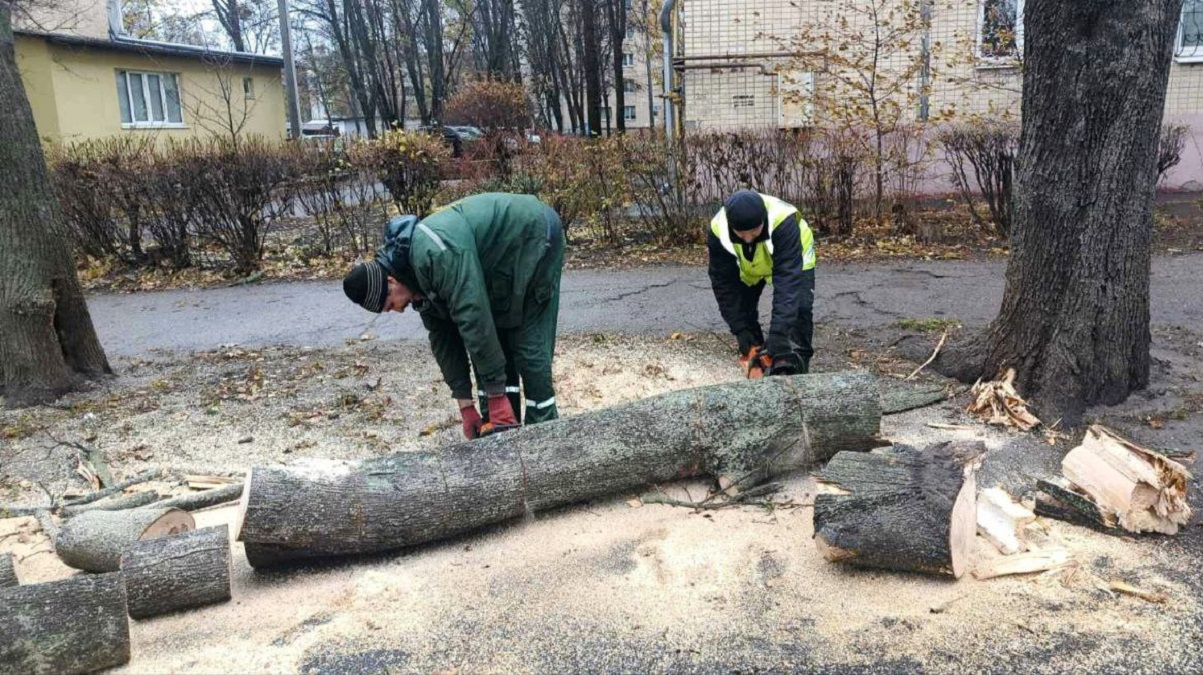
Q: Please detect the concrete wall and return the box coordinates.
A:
[15,34,285,144]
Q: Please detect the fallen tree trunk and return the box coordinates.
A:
[812,441,983,578]
[56,507,195,572]
[121,526,232,620]
[0,552,16,587]
[0,572,130,674]
[239,373,881,567]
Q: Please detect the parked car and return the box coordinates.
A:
[418,125,473,157]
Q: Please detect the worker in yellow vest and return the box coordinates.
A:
[707,189,817,378]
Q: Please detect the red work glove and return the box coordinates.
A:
[487,393,519,428]
[460,404,483,440]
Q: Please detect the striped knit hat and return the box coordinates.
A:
[343,260,389,313]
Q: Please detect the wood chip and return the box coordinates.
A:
[966,368,1042,431]
[1109,580,1168,604]
[972,548,1072,580]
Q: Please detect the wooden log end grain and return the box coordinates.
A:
[121,526,232,620]
[55,507,195,573]
[0,572,131,674]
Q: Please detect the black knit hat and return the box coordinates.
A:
[343,260,389,313]
[723,189,767,231]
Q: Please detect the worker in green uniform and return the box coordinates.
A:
[342,193,564,439]
[708,189,817,378]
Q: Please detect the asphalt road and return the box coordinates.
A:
[88,255,1203,356]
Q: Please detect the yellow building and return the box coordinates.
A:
[15,0,285,144]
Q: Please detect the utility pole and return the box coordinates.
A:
[277,0,303,139]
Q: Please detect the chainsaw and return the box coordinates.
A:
[478,422,521,437]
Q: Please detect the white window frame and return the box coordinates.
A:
[118,70,185,129]
[976,0,1024,67]
[1176,1,1203,62]
[623,105,636,121]
[622,52,634,68]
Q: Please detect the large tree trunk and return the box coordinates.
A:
[946,1,1182,424]
[238,373,882,567]
[121,526,232,620]
[606,0,627,133]
[0,6,111,406]
[0,573,131,674]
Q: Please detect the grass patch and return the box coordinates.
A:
[895,317,962,332]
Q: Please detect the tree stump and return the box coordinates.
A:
[121,526,232,620]
[0,572,130,674]
[812,441,984,578]
[239,373,882,567]
[55,507,194,572]
[0,552,16,587]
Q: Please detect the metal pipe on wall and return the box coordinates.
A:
[659,0,676,139]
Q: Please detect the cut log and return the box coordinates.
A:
[0,552,17,587]
[61,490,159,517]
[239,373,881,567]
[0,572,130,674]
[1061,425,1191,534]
[977,487,1036,555]
[55,507,195,572]
[880,384,948,415]
[145,484,243,512]
[812,441,984,578]
[972,548,1072,580]
[121,526,232,620]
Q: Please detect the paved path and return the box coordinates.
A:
[88,255,1203,356]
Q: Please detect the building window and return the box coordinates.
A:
[623,78,637,93]
[977,0,1023,61]
[625,26,634,39]
[622,52,634,68]
[1178,0,1203,60]
[117,70,183,127]
[243,77,255,99]
[623,106,636,121]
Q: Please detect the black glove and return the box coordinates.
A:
[766,355,798,377]
[736,330,760,357]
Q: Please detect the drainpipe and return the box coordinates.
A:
[659,0,676,139]
[108,0,124,36]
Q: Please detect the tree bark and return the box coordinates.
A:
[121,526,232,620]
[143,483,243,512]
[0,6,112,406]
[61,490,159,517]
[949,1,1183,424]
[812,441,983,578]
[0,573,131,674]
[239,373,882,567]
[55,507,195,572]
[0,552,17,587]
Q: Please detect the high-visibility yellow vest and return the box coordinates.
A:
[710,193,816,286]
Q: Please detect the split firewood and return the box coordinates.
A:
[121,526,232,620]
[1033,478,1116,531]
[812,441,984,578]
[61,491,160,517]
[1108,580,1168,604]
[966,368,1042,430]
[145,484,243,512]
[0,552,17,587]
[971,548,1072,580]
[977,487,1036,555]
[0,573,131,674]
[56,507,195,572]
[1061,426,1191,534]
[239,373,882,567]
